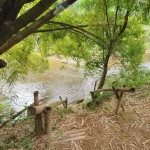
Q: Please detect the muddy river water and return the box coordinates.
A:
[1,53,150,111]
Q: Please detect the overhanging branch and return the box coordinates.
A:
[47,21,107,45]
[0,0,78,55]
[0,0,57,47]
[34,25,88,32]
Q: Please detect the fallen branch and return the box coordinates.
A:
[0,96,47,129]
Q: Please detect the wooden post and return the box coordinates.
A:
[112,86,125,112]
[90,91,95,100]
[34,91,44,135]
[115,91,124,115]
[44,108,52,134]
[115,84,126,115]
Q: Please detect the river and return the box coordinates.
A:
[1,53,150,111]
[0,57,98,111]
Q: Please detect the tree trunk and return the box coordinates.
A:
[98,39,116,89]
[98,52,110,89]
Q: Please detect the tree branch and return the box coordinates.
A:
[113,0,119,38]
[47,21,107,45]
[34,25,88,32]
[0,0,57,48]
[0,0,78,55]
[118,10,129,37]
[104,0,111,39]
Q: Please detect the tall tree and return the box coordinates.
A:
[40,0,147,89]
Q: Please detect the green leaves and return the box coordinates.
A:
[0,35,49,83]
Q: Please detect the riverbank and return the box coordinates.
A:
[0,83,150,149]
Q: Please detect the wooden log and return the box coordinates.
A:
[34,91,44,135]
[28,99,67,115]
[91,87,135,93]
[0,96,47,129]
[44,109,52,134]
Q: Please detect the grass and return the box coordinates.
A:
[57,106,75,118]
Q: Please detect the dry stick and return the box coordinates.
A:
[94,80,97,90]
[112,86,125,112]
[59,96,68,108]
[0,96,47,129]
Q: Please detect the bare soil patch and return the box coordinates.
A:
[1,84,150,150]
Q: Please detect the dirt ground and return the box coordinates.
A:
[1,84,150,150]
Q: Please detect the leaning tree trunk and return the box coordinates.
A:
[98,52,110,89]
[97,39,116,89]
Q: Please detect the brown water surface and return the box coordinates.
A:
[1,53,150,111]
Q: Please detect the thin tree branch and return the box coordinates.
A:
[69,28,106,48]
[113,0,119,38]
[118,10,130,37]
[104,0,111,39]
[34,25,88,32]
[48,21,107,44]
[35,23,107,49]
